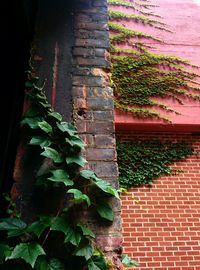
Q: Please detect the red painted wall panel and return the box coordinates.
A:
[114,0,200,132]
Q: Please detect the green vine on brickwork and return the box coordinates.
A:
[0,58,139,269]
[108,0,162,18]
[117,140,193,188]
[109,0,200,121]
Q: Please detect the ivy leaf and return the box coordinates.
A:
[67,189,91,206]
[38,121,53,134]
[77,224,95,238]
[29,136,51,148]
[66,156,87,167]
[121,254,139,267]
[0,244,12,263]
[51,216,81,246]
[27,216,52,238]
[65,136,86,150]
[41,147,63,163]
[6,243,45,268]
[74,244,93,260]
[56,122,77,136]
[0,218,27,237]
[95,180,119,199]
[25,81,33,89]
[48,170,73,186]
[80,170,96,180]
[96,202,114,221]
[88,256,107,270]
[51,216,68,235]
[36,257,65,270]
[64,227,82,246]
[48,111,62,121]
[21,117,42,129]
[23,107,39,118]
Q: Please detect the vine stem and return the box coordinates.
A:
[42,198,65,246]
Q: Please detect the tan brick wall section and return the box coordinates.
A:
[117,132,200,270]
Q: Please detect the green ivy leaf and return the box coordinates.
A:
[36,257,65,270]
[23,107,39,118]
[41,147,63,163]
[74,244,93,260]
[6,243,45,268]
[0,218,27,237]
[29,136,51,148]
[56,122,77,136]
[66,156,87,167]
[80,170,96,180]
[21,117,42,129]
[95,180,119,199]
[51,217,82,246]
[88,256,107,270]
[96,203,114,221]
[48,111,63,121]
[51,216,68,235]
[64,227,82,246]
[77,224,95,238]
[38,121,53,133]
[27,216,52,238]
[65,136,86,150]
[67,189,91,206]
[48,170,73,186]
[0,244,12,263]
[25,81,33,89]
[121,254,139,267]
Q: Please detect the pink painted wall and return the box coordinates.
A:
[114,0,200,132]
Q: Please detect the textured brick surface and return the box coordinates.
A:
[118,132,200,270]
[72,0,122,268]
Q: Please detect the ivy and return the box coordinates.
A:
[109,0,200,121]
[117,140,193,188]
[0,61,122,269]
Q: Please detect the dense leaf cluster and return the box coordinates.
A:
[0,67,122,270]
[117,140,193,188]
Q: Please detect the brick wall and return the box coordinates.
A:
[72,0,122,267]
[117,131,200,270]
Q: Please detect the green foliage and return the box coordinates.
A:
[108,10,169,31]
[117,140,193,188]
[96,203,114,222]
[6,243,45,268]
[121,254,139,268]
[109,0,200,121]
[0,63,120,269]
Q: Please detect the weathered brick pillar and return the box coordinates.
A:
[72,0,123,268]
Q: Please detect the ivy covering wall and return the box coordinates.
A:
[117,140,193,188]
[108,0,200,121]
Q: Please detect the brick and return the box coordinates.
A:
[87,87,113,98]
[72,76,104,87]
[75,38,109,48]
[73,47,94,57]
[94,134,115,147]
[87,98,114,110]
[86,121,114,133]
[74,57,110,68]
[86,148,116,161]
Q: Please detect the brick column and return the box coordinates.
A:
[72,0,123,268]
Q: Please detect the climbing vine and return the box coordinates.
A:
[117,140,193,188]
[109,0,200,121]
[0,60,130,269]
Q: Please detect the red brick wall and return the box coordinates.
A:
[117,132,200,270]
